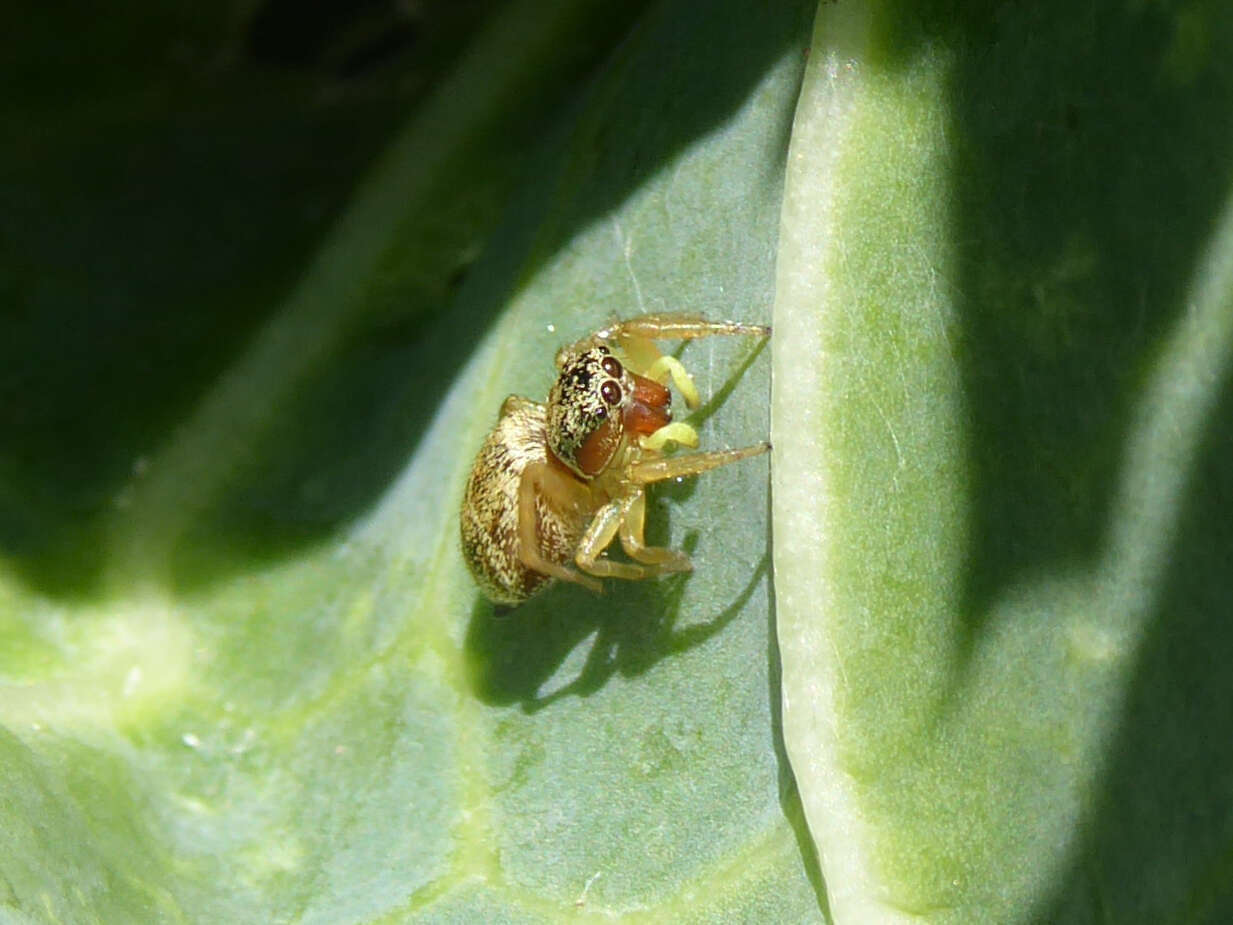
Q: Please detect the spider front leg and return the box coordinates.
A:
[629,442,771,485]
[610,314,770,408]
[574,491,690,581]
[557,313,770,409]
[596,313,770,344]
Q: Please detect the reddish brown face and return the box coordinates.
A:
[548,347,675,479]
[574,373,671,476]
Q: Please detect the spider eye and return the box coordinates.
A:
[600,380,622,405]
[601,356,623,378]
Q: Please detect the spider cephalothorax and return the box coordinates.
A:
[546,345,672,479]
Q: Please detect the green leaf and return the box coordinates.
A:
[1,0,823,922]
[774,1,1233,922]
[16,0,1227,920]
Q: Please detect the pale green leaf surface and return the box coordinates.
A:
[0,1,823,923]
[775,2,1233,923]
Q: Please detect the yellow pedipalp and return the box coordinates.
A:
[645,355,700,408]
[640,421,699,452]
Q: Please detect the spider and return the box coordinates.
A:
[460,313,769,605]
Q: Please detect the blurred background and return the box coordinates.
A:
[0,0,646,595]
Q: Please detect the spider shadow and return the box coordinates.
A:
[465,533,768,713]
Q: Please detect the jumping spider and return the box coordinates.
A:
[460,313,769,605]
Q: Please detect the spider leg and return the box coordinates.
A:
[518,462,602,592]
[556,314,769,405]
[598,313,770,343]
[617,490,692,572]
[629,442,770,485]
[500,394,539,417]
[575,493,685,580]
[620,316,768,407]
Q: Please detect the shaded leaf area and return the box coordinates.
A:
[775,0,1233,921]
[1044,360,1233,924]
[0,0,508,597]
[911,0,1233,652]
[1,0,825,922]
[936,1,1233,921]
[164,0,820,594]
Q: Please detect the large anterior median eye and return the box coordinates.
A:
[600,380,622,405]
[601,355,623,378]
